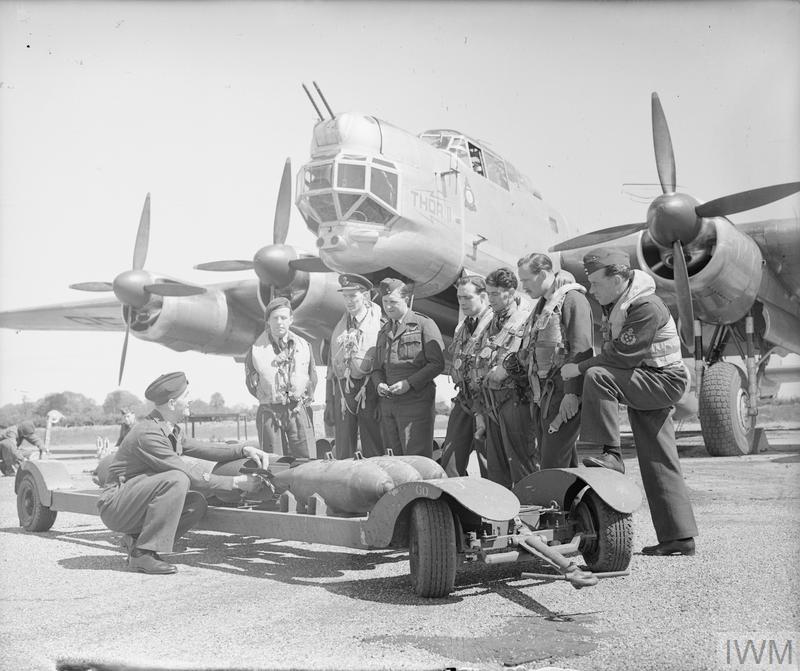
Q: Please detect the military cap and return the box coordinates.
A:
[337,273,373,292]
[378,277,409,296]
[18,420,36,436]
[145,371,189,405]
[583,247,631,275]
[264,296,292,318]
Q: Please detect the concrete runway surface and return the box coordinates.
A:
[0,425,798,671]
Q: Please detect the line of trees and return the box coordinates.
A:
[0,390,257,428]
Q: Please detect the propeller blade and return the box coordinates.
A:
[549,222,647,252]
[273,158,292,245]
[651,93,676,194]
[695,181,800,218]
[144,281,207,297]
[132,193,151,270]
[288,256,331,273]
[119,320,130,386]
[69,281,114,292]
[672,240,695,353]
[194,260,255,272]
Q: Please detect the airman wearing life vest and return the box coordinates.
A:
[560,247,698,557]
[475,267,535,488]
[245,297,317,458]
[325,274,384,459]
[514,253,594,469]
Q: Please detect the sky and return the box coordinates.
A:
[1,0,799,407]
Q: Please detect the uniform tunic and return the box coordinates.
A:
[97,411,249,554]
[577,270,698,542]
[371,310,444,457]
[0,426,42,475]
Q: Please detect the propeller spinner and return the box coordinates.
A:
[551,92,800,349]
[70,193,206,383]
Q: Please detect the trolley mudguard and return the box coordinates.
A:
[512,467,641,514]
[362,476,520,547]
[14,460,74,507]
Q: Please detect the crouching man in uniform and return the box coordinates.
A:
[245,297,317,458]
[326,274,384,459]
[439,275,493,477]
[560,247,698,556]
[0,421,43,475]
[98,372,270,574]
[515,253,593,469]
[372,278,444,457]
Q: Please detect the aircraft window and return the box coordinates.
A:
[308,193,338,223]
[549,216,559,233]
[483,151,509,190]
[468,143,485,176]
[505,161,520,188]
[304,164,333,191]
[337,163,366,190]
[449,138,469,163]
[350,196,394,225]
[338,193,361,218]
[370,168,398,208]
[373,158,396,168]
[341,154,366,161]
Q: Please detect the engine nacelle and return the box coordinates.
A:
[137,289,260,355]
[639,218,763,325]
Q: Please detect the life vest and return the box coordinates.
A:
[329,302,382,380]
[473,300,531,388]
[249,332,313,404]
[605,270,682,368]
[449,307,493,390]
[519,281,587,379]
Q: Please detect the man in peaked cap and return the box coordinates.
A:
[325,274,384,459]
[245,297,318,457]
[0,420,44,475]
[371,278,444,457]
[98,371,271,574]
[560,246,698,557]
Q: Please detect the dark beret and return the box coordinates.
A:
[337,273,373,292]
[379,278,408,296]
[583,247,631,275]
[145,371,189,405]
[264,296,292,318]
[18,420,36,436]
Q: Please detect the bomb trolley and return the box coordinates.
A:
[15,457,640,598]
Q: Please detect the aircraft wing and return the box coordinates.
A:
[0,298,125,332]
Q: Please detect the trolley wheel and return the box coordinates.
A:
[576,490,632,572]
[17,472,57,532]
[699,362,754,456]
[408,499,457,598]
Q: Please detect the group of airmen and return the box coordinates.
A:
[94,244,697,574]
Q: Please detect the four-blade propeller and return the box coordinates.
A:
[551,92,800,349]
[70,193,206,384]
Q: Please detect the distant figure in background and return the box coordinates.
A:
[245,297,317,458]
[326,274,384,459]
[115,409,137,447]
[0,421,43,475]
[372,278,445,458]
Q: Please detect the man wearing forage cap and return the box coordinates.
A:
[560,247,698,557]
[371,278,444,457]
[97,371,270,574]
[245,296,318,457]
[0,420,44,475]
[325,274,384,459]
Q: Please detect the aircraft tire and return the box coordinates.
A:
[17,472,57,532]
[576,490,632,572]
[408,498,457,598]
[698,362,754,456]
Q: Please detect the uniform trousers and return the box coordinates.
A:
[256,402,314,458]
[484,387,536,488]
[332,376,383,459]
[97,471,208,554]
[379,385,436,458]
[580,364,698,542]
[531,376,581,469]
[439,396,487,477]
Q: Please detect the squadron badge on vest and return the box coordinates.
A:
[620,327,637,346]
